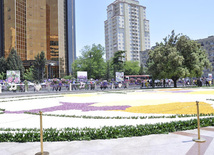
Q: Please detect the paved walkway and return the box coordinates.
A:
[0,127,214,155]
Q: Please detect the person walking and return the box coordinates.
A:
[58,81,62,91]
[72,80,76,90]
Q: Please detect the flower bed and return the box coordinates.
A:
[0,117,214,142]
[4,102,130,114]
[122,102,214,114]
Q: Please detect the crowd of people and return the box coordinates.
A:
[0,77,213,93]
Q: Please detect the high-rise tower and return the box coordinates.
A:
[105,0,150,62]
[0,0,76,78]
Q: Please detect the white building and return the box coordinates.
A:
[105,0,150,62]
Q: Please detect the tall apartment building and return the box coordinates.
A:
[0,0,76,78]
[197,36,214,77]
[105,0,150,62]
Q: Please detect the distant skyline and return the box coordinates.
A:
[76,0,214,57]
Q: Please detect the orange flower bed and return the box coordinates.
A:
[121,102,214,114]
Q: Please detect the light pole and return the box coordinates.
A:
[89,52,93,79]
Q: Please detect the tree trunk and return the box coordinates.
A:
[190,77,193,86]
[173,80,177,88]
[172,78,177,88]
[152,78,155,88]
[113,66,116,81]
[163,79,166,88]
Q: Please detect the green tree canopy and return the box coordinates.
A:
[6,48,25,79]
[124,61,140,75]
[111,51,125,80]
[24,66,34,81]
[72,44,106,79]
[112,51,125,72]
[147,30,211,87]
[33,51,46,82]
[105,60,114,81]
[139,64,145,75]
[0,57,7,74]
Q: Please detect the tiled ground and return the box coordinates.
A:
[0,127,213,155]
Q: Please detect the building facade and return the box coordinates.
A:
[197,36,214,77]
[105,0,150,63]
[139,49,149,67]
[0,0,76,78]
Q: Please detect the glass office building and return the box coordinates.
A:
[0,0,76,78]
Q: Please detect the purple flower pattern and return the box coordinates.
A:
[166,90,193,93]
[4,102,130,114]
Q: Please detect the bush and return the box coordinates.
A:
[0,117,214,142]
[0,72,6,80]
[63,75,73,80]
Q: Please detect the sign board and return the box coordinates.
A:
[7,70,20,83]
[208,73,212,80]
[116,72,124,82]
[77,71,87,82]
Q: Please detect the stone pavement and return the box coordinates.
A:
[0,127,214,155]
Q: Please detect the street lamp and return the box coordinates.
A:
[89,52,93,79]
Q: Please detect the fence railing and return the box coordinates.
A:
[0,81,213,94]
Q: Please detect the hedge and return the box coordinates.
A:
[0,117,213,142]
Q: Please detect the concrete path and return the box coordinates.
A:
[0,127,214,155]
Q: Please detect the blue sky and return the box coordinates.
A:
[75,0,214,57]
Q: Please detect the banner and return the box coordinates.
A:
[208,73,212,80]
[7,70,20,83]
[77,71,87,82]
[116,72,124,82]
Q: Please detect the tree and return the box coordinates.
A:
[112,51,125,80]
[90,44,106,79]
[33,51,46,82]
[176,35,211,78]
[24,66,34,81]
[147,46,166,88]
[0,57,7,74]
[124,61,140,75]
[105,60,114,81]
[147,30,211,88]
[139,64,145,75]
[72,44,106,79]
[6,48,25,79]
[72,58,82,78]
